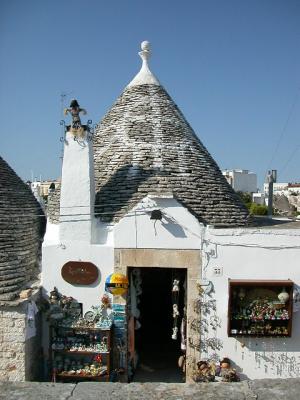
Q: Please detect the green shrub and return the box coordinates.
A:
[250,203,268,216]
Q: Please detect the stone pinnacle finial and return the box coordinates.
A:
[127,40,160,87]
[141,41,150,51]
[139,41,151,65]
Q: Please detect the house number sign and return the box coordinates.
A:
[61,261,99,285]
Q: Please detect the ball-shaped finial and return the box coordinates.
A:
[141,41,150,51]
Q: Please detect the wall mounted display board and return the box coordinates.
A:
[228,280,293,337]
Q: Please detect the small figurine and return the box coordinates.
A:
[193,360,215,382]
[172,279,180,292]
[101,293,111,309]
[64,99,87,137]
[49,287,60,305]
[172,326,178,340]
[173,304,180,318]
[218,357,240,382]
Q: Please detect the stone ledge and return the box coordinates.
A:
[1,379,300,400]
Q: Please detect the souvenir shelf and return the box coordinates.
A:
[50,324,112,382]
[228,280,293,337]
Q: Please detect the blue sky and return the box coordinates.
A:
[1,0,299,189]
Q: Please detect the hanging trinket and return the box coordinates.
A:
[172,326,178,340]
[173,304,180,318]
[172,279,180,292]
[171,274,180,340]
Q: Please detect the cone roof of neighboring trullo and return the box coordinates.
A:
[92,41,250,226]
[0,156,45,302]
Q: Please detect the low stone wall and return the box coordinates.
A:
[0,300,42,382]
[1,379,300,400]
[0,305,27,381]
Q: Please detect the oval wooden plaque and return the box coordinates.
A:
[61,261,99,285]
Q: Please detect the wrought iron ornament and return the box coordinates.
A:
[60,100,94,143]
[64,99,87,136]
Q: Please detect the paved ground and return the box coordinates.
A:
[1,379,300,400]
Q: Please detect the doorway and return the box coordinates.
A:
[128,267,187,382]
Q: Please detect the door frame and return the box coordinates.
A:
[114,248,201,382]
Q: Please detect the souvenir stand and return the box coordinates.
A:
[48,288,113,382]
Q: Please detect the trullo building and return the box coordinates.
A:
[43,41,300,383]
[0,156,45,381]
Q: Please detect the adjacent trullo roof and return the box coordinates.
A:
[92,41,250,226]
[0,156,45,302]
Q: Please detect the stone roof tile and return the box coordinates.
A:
[0,156,45,301]
[92,84,250,226]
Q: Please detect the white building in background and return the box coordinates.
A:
[252,192,265,205]
[264,182,300,196]
[29,179,60,198]
[27,179,61,207]
[222,169,257,193]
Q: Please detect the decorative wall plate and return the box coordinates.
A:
[84,310,96,322]
[61,261,99,285]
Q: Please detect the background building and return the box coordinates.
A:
[263,182,300,214]
[264,182,300,196]
[222,169,257,193]
[28,179,60,198]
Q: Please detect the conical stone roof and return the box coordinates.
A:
[93,42,250,227]
[0,156,45,301]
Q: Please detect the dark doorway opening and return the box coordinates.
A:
[128,267,186,382]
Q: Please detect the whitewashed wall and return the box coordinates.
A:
[42,224,114,314]
[202,226,300,379]
[114,196,202,249]
[42,130,116,314]
[43,187,300,380]
[115,198,300,379]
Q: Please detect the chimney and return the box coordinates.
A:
[59,100,95,243]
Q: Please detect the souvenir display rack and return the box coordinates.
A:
[228,280,293,337]
[47,288,114,382]
[50,323,111,382]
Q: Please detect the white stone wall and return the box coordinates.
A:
[202,226,300,379]
[114,196,202,249]
[42,240,114,313]
[42,196,201,312]
[114,198,300,379]
[42,184,300,380]
[59,132,95,243]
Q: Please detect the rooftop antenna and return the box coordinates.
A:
[60,91,73,118]
[60,91,73,162]
[267,169,277,217]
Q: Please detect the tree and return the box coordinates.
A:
[236,191,252,210]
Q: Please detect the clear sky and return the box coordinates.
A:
[1,0,299,189]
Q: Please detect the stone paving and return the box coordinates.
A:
[1,379,300,400]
